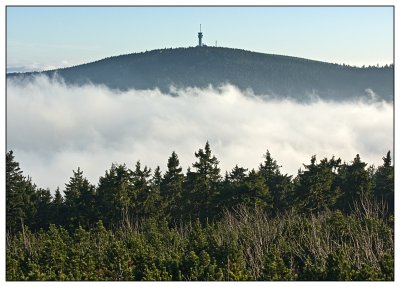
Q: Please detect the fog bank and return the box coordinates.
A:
[7,76,393,191]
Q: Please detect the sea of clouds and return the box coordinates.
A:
[7,76,393,192]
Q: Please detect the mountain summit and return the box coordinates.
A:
[7,46,393,102]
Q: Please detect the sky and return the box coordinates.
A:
[6,6,394,72]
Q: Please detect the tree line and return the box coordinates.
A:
[6,142,394,233]
[6,142,394,280]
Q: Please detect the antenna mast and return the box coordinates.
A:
[198,24,203,47]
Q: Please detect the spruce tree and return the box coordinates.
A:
[6,151,37,233]
[186,142,221,220]
[337,154,373,213]
[146,166,163,218]
[294,156,341,213]
[51,187,65,227]
[97,164,134,227]
[161,151,185,219]
[33,188,52,230]
[132,161,152,218]
[259,150,293,213]
[242,169,273,211]
[64,168,96,230]
[373,151,394,214]
[218,165,248,210]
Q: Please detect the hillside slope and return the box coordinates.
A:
[7,46,394,101]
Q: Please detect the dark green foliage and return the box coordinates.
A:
[183,142,221,220]
[6,204,393,281]
[325,249,353,280]
[145,166,163,218]
[241,169,272,211]
[63,168,97,230]
[379,252,394,281]
[32,188,52,230]
[6,151,37,233]
[218,166,273,212]
[96,164,134,227]
[336,154,374,213]
[131,161,155,218]
[161,152,185,219]
[262,248,296,280]
[294,156,342,213]
[5,147,394,281]
[259,150,293,213]
[51,187,65,227]
[219,165,249,210]
[374,151,394,213]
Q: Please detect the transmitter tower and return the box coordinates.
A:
[198,24,203,47]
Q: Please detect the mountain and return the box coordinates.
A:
[7,46,394,102]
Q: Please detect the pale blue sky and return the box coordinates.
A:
[7,6,393,72]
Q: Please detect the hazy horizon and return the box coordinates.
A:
[7,6,393,73]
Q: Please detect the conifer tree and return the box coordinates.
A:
[337,154,373,213]
[51,187,65,226]
[6,151,37,233]
[64,168,96,230]
[373,151,394,213]
[294,156,342,213]
[221,165,249,210]
[132,161,153,218]
[242,169,273,211]
[33,188,52,230]
[161,151,185,219]
[185,142,221,220]
[97,164,134,227]
[259,150,293,213]
[132,161,163,219]
[146,166,163,218]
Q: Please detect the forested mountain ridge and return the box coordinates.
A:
[7,46,394,102]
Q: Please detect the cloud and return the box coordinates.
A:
[7,76,393,191]
[7,61,73,73]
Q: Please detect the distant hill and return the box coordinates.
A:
[7,46,394,102]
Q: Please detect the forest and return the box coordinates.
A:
[7,46,394,102]
[6,142,394,281]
